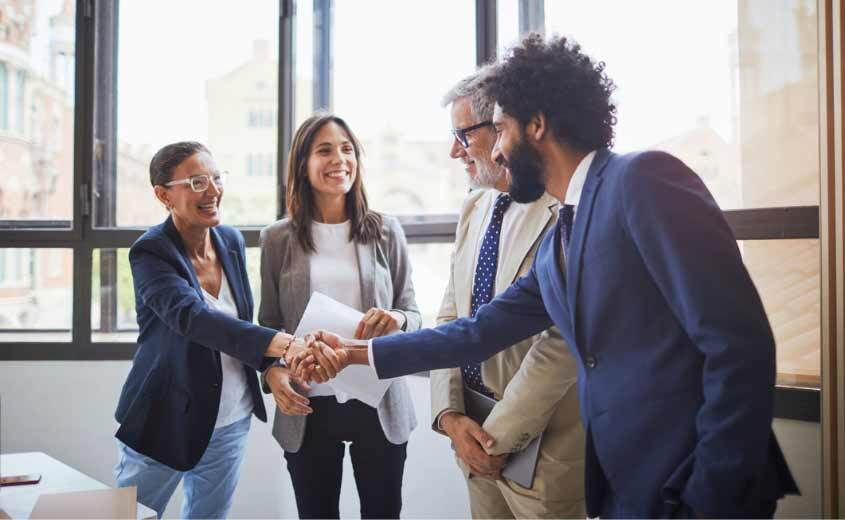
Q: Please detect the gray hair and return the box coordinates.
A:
[441,65,496,121]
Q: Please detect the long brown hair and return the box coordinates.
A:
[286,113,383,253]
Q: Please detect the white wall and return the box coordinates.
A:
[0,362,821,518]
[0,362,469,518]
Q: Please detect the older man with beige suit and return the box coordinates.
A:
[431,73,585,518]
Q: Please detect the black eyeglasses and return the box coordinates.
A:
[451,120,493,148]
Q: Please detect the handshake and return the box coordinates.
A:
[267,330,368,416]
[266,307,403,416]
[284,330,361,383]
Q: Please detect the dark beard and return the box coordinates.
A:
[506,139,546,203]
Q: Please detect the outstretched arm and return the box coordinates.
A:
[296,262,553,380]
[130,240,290,370]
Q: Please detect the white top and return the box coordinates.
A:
[564,150,598,224]
[307,220,363,400]
[202,273,253,429]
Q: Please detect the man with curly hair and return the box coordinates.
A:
[300,33,799,518]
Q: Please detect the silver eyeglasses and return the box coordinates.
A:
[163,172,227,192]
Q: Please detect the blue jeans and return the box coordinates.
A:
[114,415,251,519]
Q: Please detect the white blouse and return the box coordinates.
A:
[307,220,363,400]
[202,273,254,428]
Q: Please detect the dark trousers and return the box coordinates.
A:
[284,397,407,519]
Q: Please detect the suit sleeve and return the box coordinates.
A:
[372,260,553,379]
[130,238,277,371]
[482,325,580,455]
[386,218,422,332]
[622,151,775,515]
[430,245,467,432]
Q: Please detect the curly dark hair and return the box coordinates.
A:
[484,33,617,151]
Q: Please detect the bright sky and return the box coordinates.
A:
[26,1,749,153]
[112,0,742,153]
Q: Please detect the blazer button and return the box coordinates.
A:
[212,382,220,389]
[585,356,597,369]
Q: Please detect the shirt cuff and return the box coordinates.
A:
[435,408,460,432]
[367,339,378,375]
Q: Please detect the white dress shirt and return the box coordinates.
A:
[565,150,597,224]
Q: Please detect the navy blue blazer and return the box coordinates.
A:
[373,149,798,517]
[115,216,278,471]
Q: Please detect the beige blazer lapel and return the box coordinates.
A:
[454,198,490,318]
[356,240,377,310]
[495,192,559,290]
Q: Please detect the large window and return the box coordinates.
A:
[538,0,818,211]
[0,248,72,342]
[111,1,280,228]
[0,0,74,225]
[0,1,829,424]
[329,0,476,216]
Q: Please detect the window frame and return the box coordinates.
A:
[0,0,824,423]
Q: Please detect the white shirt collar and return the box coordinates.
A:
[563,150,597,207]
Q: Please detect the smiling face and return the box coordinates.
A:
[155,151,223,229]
[306,121,358,203]
[491,103,547,203]
[449,97,504,190]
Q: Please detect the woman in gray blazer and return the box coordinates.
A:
[259,113,420,519]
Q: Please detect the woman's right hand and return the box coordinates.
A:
[265,333,306,359]
[264,333,288,358]
[265,366,313,415]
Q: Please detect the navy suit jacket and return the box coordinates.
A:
[373,149,798,517]
[115,216,278,471]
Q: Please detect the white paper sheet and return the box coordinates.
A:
[294,291,396,407]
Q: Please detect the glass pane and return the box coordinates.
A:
[742,239,820,388]
[331,0,476,215]
[407,242,453,329]
[535,0,819,210]
[0,248,71,341]
[114,1,279,227]
[0,0,74,226]
[497,0,519,58]
[294,0,314,128]
[92,247,263,343]
[91,248,136,342]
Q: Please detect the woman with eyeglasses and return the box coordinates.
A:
[113,141,301,519]
[259,114,420,519]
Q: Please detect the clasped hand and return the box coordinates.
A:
[286,330,351,383]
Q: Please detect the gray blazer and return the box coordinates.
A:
[258,215,421,452]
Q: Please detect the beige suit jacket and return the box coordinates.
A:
[430,189,585,499]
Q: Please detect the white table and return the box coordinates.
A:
[0,452,156,519]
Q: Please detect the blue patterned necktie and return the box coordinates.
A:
[559,204,575,256]
[462,193,512,398]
